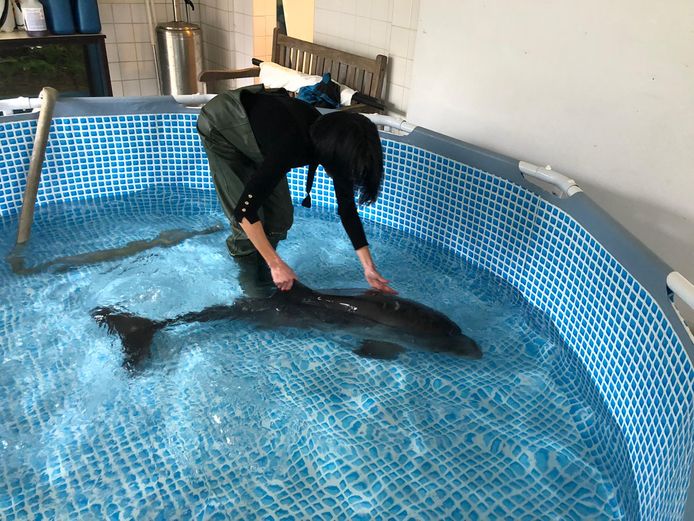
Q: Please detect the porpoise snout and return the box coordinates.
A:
[432,335,482,359]
[456,335,483,359]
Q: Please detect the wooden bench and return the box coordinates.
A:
[199,28,388,113]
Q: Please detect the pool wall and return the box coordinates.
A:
[1,97,693,520]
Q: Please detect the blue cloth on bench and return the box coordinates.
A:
[296,73,341,109]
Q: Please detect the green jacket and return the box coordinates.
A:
[197,85,264,165]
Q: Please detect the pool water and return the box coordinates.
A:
[0,186,629,520]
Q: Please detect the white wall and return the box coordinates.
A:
[313,0,420,115]
[408,1,694,306]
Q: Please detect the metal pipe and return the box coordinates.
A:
[518,161,582,198]
[16,87,58,245]
[171,0,181,22]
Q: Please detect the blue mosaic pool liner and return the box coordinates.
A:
[1,111,693,520]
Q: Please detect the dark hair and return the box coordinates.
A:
[309,111,384,205]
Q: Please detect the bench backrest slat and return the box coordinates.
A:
[270,28,387,98]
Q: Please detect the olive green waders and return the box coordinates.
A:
[197,86,294,294]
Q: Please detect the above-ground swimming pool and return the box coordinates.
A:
[1,96,693,520]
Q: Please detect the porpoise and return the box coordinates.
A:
[92,281,481,370]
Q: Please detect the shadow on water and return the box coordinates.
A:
[6,225,224,275]
[0,186,225,276]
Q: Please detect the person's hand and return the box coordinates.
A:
[364,267,397,294]
[270,259,298,291]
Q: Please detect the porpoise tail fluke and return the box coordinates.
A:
[91,306,164,370]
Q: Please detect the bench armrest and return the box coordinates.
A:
[199,67,261,83]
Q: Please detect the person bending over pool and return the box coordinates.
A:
[196,85,395,295]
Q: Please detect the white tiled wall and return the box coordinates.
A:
[201,0,273,92]
[199,0,263,92]
[99,1,153,96]
[97,0,263,95]
[199,0,236,72]
[99,0,215,96]
[98,0,418,107]
[313,0,420,115]
[231,0,253,70]
[252,0,275,62]
[98,0,203,96]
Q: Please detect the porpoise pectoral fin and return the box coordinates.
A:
[353,339,405,360]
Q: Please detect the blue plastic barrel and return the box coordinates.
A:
[72,0,100,33]
[40,0,75,34]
